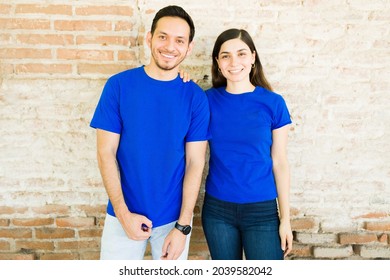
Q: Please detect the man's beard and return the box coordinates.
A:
[152,51,187,71]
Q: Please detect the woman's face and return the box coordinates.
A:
[216,38,255,84]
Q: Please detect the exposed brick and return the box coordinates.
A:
[35,228,75,239]
[0,4,12,14]
[76,35,132,46]
[355,212,389,219]
[0,219,10,226]
[77,63,130,75]
[57,49,114,61]
[54,20,112,31]
[291,218,317,231]
[0,241,10,251]
[378,234,388,244]
[15,4,72,15]
[73,205,106,217]
[295,233,337,244]
[40,253,79,260]
[17,34,74,46]
[12,218,54,227]
[16,241,55,251]
[15,63,72,74]
[0,206,28,215]
[75,6,133,16]
[31,205,70,215]
[290,244,313,258]
[56,240,100,250]
[359,247,390,259]
[0,18,50,30]
[313,246,354,259]
[339,233,378,245]
[78,229,103,238]
[56,217,95,228]
[0,229,32,239]
[0,253,35,260]
[365,222,390,232]
[80,251,100,260]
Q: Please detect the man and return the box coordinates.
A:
[90,5,210,260]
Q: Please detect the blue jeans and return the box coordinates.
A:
[202,193,283,260]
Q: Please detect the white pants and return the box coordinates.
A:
[100,214,191,260]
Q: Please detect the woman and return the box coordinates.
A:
[202,29,293,260]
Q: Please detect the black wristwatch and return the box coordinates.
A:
[175,222,192,235]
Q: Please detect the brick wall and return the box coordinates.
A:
[0,0,389,260]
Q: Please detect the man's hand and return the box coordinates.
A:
[116,209,153,240]
[160,229,187,260]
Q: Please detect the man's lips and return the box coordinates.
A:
[160,52,176,59]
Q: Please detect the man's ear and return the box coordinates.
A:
[186,41,194,56]
[146,31,152,48]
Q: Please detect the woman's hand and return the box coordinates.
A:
[279,218,293,258]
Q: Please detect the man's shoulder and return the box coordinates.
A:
[109,66,142,81]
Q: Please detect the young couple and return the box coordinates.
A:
[90,5,293,260]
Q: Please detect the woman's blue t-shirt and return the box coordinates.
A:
[205,86,291,203]
[90,66,211,227]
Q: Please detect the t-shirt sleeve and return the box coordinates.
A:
[185,88,211,142]
[272,94,292,130]
[90,77,122,134]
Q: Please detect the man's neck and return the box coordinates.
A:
[144,64,178,81]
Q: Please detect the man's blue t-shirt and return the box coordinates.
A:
[205,86,291,203]
[90,66,210,227]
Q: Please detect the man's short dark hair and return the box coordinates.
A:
[151,5,195,42]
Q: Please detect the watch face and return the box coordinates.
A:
[182,225,191,235]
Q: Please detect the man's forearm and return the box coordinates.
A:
[178,141,207,225]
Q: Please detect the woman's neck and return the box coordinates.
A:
[226,81,255,94]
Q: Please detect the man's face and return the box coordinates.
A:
[147,16,193,72]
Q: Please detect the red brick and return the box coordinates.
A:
[80,251,100,260]
[15,4,72,15]
[355,212,389,219]
[32,205,70,215]
[57,49,114,61]
[12,218,54,227]
[15,63,72,74]
[74,205,106,217]
[78,229,103,238]
[0,206,28,215]
[118,50,137,61]
[40,253,79,260]
[35,228,75,239]
[17,34,74,46]
[77,63,130,75]
[0,240,10,250]
[57,240,100,250]
[56,217,95,228]
[76,35,132,46]
[378,234,388,244]
[16,241,55,251]
[0,228,32,238]
[291,218,316,231]
[365,221,390,231]
[0,18,50,30]
[339,233,378,244]
[54,20,112,31]
[0,253,35,260]
[75,6,133,16]
[114,21,133,31]
[0,219,10,226]
[290,244,313,258]
[0,4,12,14]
